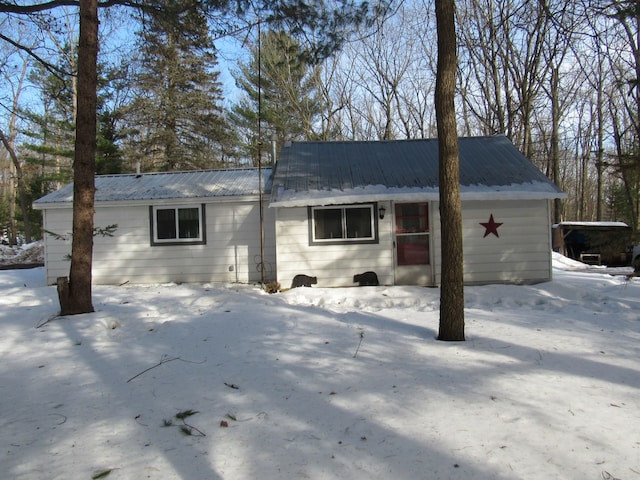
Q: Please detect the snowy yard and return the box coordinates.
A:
[0,247,638,479]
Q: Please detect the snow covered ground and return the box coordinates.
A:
[0,246,638,479]
[0,241,44,267]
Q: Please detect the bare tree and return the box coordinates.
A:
[322,2,437,141]
[0,37,33,244]
[0,128,31,244]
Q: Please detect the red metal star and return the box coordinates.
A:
[480,214,503,238]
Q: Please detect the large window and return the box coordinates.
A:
[150,205,206,245]
[309,204,377,244]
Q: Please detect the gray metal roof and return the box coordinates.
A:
[34,168,272,206]
[270,136,565,207]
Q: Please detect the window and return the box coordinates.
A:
[309,204,377,244]
[150,205,206,245]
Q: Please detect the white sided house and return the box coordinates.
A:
[270,135,566,288]
[34,136,565,288]
[34,168,275,286]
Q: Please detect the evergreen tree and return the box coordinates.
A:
[128,0,227,171]
[21,58,76,197]
[0,0,387,315]
[230,29,323,165]
[96,109,124,174]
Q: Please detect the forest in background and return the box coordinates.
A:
[1,0,639,243]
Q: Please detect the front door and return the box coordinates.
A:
[394,202,432,285]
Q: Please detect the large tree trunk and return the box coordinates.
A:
[59,0,98,315]
[435,0,464,341]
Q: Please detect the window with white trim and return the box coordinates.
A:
[309,204,377,245]
[150,205,206,245]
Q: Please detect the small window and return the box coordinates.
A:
[309,204,377,245]
[150,205,206,245]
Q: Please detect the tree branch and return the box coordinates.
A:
[0,0,159,13]
[0,1,79,13]
[0,32,73,78]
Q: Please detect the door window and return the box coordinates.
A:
[395,203,429,266]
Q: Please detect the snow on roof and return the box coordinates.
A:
[270,136,566,207]
[34,168,272,207]
[554,221,630,228]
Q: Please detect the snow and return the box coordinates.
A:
[270,181,564,208]
[0,241,44,266]
[554,221,630,228]
[1,245,639,480]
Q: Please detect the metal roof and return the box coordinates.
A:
[270,136,566,207]
[34,168,272,206]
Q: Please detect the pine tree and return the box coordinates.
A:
[230,29,323,165]
[128,0,227,171]
[21,58,76,196]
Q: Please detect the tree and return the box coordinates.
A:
[127,0,227,171]
[0,33,33,244]
[435,0,464,341]
[230,28,323,164]
[0,128,31,244]
[58,0,99,315]
[21,53,77,191]
[322,2,437,141]
[1,0,389,315]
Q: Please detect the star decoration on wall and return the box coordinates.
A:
[480,214,503,238]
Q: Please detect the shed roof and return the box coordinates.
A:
[34,168,272,207]
[270,136,565,207]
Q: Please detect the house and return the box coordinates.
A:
[270,135,566,288]
[33,168,276,286]
[34,135,565,288]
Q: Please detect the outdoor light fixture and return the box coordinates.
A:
[379,205,386,220]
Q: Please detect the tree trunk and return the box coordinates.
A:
[435,0,464,341]
[0,130,31,244]
[550,66,562,224]
[61,0,98,315]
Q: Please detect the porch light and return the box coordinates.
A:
[379,205,386,220]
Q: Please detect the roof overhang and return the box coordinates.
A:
[33,194,264,210]
[269,182,567,208]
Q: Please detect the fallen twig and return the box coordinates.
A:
[181,420,206,436]
[35,313,59,329]
[126,355,179,382]
[127,355,206,382]
[48,413,67,425]
[353,330,365,358]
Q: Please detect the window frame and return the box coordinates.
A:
[150,204,206,246]
[308,203,378,245]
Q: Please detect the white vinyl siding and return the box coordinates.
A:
[276,204,394,288]
[276,199,552,288]
[40,200,276,285]
[431,199,553,285]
